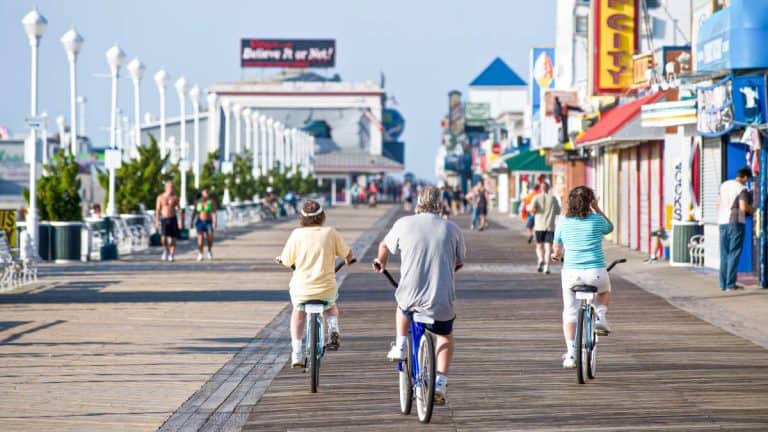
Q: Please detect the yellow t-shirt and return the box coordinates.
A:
[280,226,351,303]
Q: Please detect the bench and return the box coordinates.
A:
[688,234,705,267]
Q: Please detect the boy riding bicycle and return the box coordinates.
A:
[277,200,355,368]
[551,186,614,369]
[373,186,466,405]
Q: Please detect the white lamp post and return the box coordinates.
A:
[251,112,260,177]
[153,68,169,160]
[22,8,47,253]
[126,57,144,157]
[189,85,201,189]
[105,44,126,217]
[266,118,275,171]
[243,107,252,159]
[174,76,188,208]
[258,115,267,175]
[60,28,82,157]
[233,103,242,155]
[221,99,232,205]
[206,92,218,154]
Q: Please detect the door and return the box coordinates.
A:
[639,144,651,253]
[702,137,723,269]
[620,149,630,247]
[726,139,754,274]
[650,141,663,249]
[629,147,639,250]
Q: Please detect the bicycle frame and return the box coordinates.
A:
[403,320,427,387]
[304,305,325,363]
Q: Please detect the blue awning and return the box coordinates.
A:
[696,0,768,72]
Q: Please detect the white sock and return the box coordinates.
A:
[566,339,575,355]
[396,335,407,349]
[436,373,448,386]
[327,316,339,332]
[291,339,303,354]
[596,305,607,318]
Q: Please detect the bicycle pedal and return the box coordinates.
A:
[597,329,610,336]
[434,395,446,406]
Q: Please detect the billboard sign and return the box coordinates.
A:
[241,39,336,68]
[447,91,465,150]
[529,47,556,119]
[592,0,639,94]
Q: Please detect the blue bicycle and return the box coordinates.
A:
[379,268,437,424]
[571,258,625,385]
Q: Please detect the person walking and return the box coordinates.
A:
[155,181,182,262]
[717,167,754,291]
[191,188,217,261]
[529,183,561,274]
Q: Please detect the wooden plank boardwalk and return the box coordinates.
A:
[242,211,768,431]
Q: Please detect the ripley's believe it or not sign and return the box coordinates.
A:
[593,0,638,95]
[241,39,335,68]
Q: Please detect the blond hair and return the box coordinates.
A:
[415,186,441,214]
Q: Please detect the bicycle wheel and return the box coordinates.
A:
[587,306,598,379]
[308,313,321,393]
[398,334,413,415]
[416,332,436,423]
[575,306,587,384]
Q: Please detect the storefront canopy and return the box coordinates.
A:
[696,0,768,72]
[505,150,551,173]
[577,92,665,147]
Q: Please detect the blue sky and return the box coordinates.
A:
[1,0,555,180]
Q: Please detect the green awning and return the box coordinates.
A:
[504,151,551,172]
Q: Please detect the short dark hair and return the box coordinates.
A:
[566,186,595,218]
[737,167,753,179]
[542,182,551,193]
[299,200,325,227]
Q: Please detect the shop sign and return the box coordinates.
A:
[732,74,767,125]
[448,90,465,150]
[465,103,491,126]
[641,99,697,128]
[0,209,16,250]
[241,39,335,68]
[544,90,579,116]
[662,46,692,77]
[593,0,639,95]
[696,77,734,137]
[530,47,556,118]
[632,52,654,87]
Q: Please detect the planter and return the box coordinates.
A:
[50,221,83,263]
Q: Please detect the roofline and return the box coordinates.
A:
[315,164,403,172]
[214,91,384,97]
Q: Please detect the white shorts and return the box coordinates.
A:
[561,268,611,323]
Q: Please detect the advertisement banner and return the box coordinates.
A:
[592,0,638,95]
[241,39,335,68]
[0,209,16,250]
[448,90,465,150]
[544,90,579,117]
[662,46,692,76]
[529,47,556,119]
[697,77,734,137]
[632,53,654,87]
[732,74,767,125]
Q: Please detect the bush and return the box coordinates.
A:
[23,150,83,221]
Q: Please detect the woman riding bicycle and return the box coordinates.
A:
[277,200,355,368]
[551,186,614,369]
[192,188,217,261]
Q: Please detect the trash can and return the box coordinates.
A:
[670,221,704,266]
[511,199,522,216]
[99,217,118,261]
[50,221,83,263]
[37,222,54,261]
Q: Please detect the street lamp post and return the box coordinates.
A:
[126,58,144,158]
[153,69,169,160]
[21,8,47,254]
[60,28,82,157]
[189,85,201,189]
[105,44,126,217]
[175,76,188,209]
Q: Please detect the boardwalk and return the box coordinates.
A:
[241,211,768,431]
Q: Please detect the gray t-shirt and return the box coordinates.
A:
[532,192,561,232]
[383,213,466,321]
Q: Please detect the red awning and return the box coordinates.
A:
[577,92,665,146]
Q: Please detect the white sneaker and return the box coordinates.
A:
[434,375,447,405]
[596,315,612,334]
[168,254,175,263]
[562,353,576,369]
[291,351,304,368]
[387,343,406,361]
[196,253,204,262]
[161,251,168,261]
[207,251,213,260]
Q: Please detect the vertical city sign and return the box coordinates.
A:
[592,0,639,95]
[447,90,465,151]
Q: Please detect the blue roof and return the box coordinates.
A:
[470,57,526,87]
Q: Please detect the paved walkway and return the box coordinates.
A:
[241,210,768,431]
[492,212,768,351]
[0,204,393,432]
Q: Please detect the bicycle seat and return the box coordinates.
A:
[301,300,329,306]
[570,284,598,293]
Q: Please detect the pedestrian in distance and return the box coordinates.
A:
[191,188,217,262]
[522,183,541,243]
[374,185,466,405]
[717,167,754,291]
[528,182,561,274]
[403,181,414,211]
[551,186,614,369]
[276,200,356,368]
[644,227,668,263]
[155,181,182,262]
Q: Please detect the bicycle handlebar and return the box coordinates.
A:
[606,258,627,272]
[381,269,399,289]
[277,257,356,273]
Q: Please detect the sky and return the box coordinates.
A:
[0,0,556,180]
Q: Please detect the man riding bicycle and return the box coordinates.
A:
[373,186,466,405]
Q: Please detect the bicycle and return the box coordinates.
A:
[570,258,626,384]
[377,266,437,424]
[278,257,355,393]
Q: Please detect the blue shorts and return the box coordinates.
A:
[195,219,213,233]
[401,309,454,336]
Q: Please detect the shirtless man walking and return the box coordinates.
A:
[155,181,182,262]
